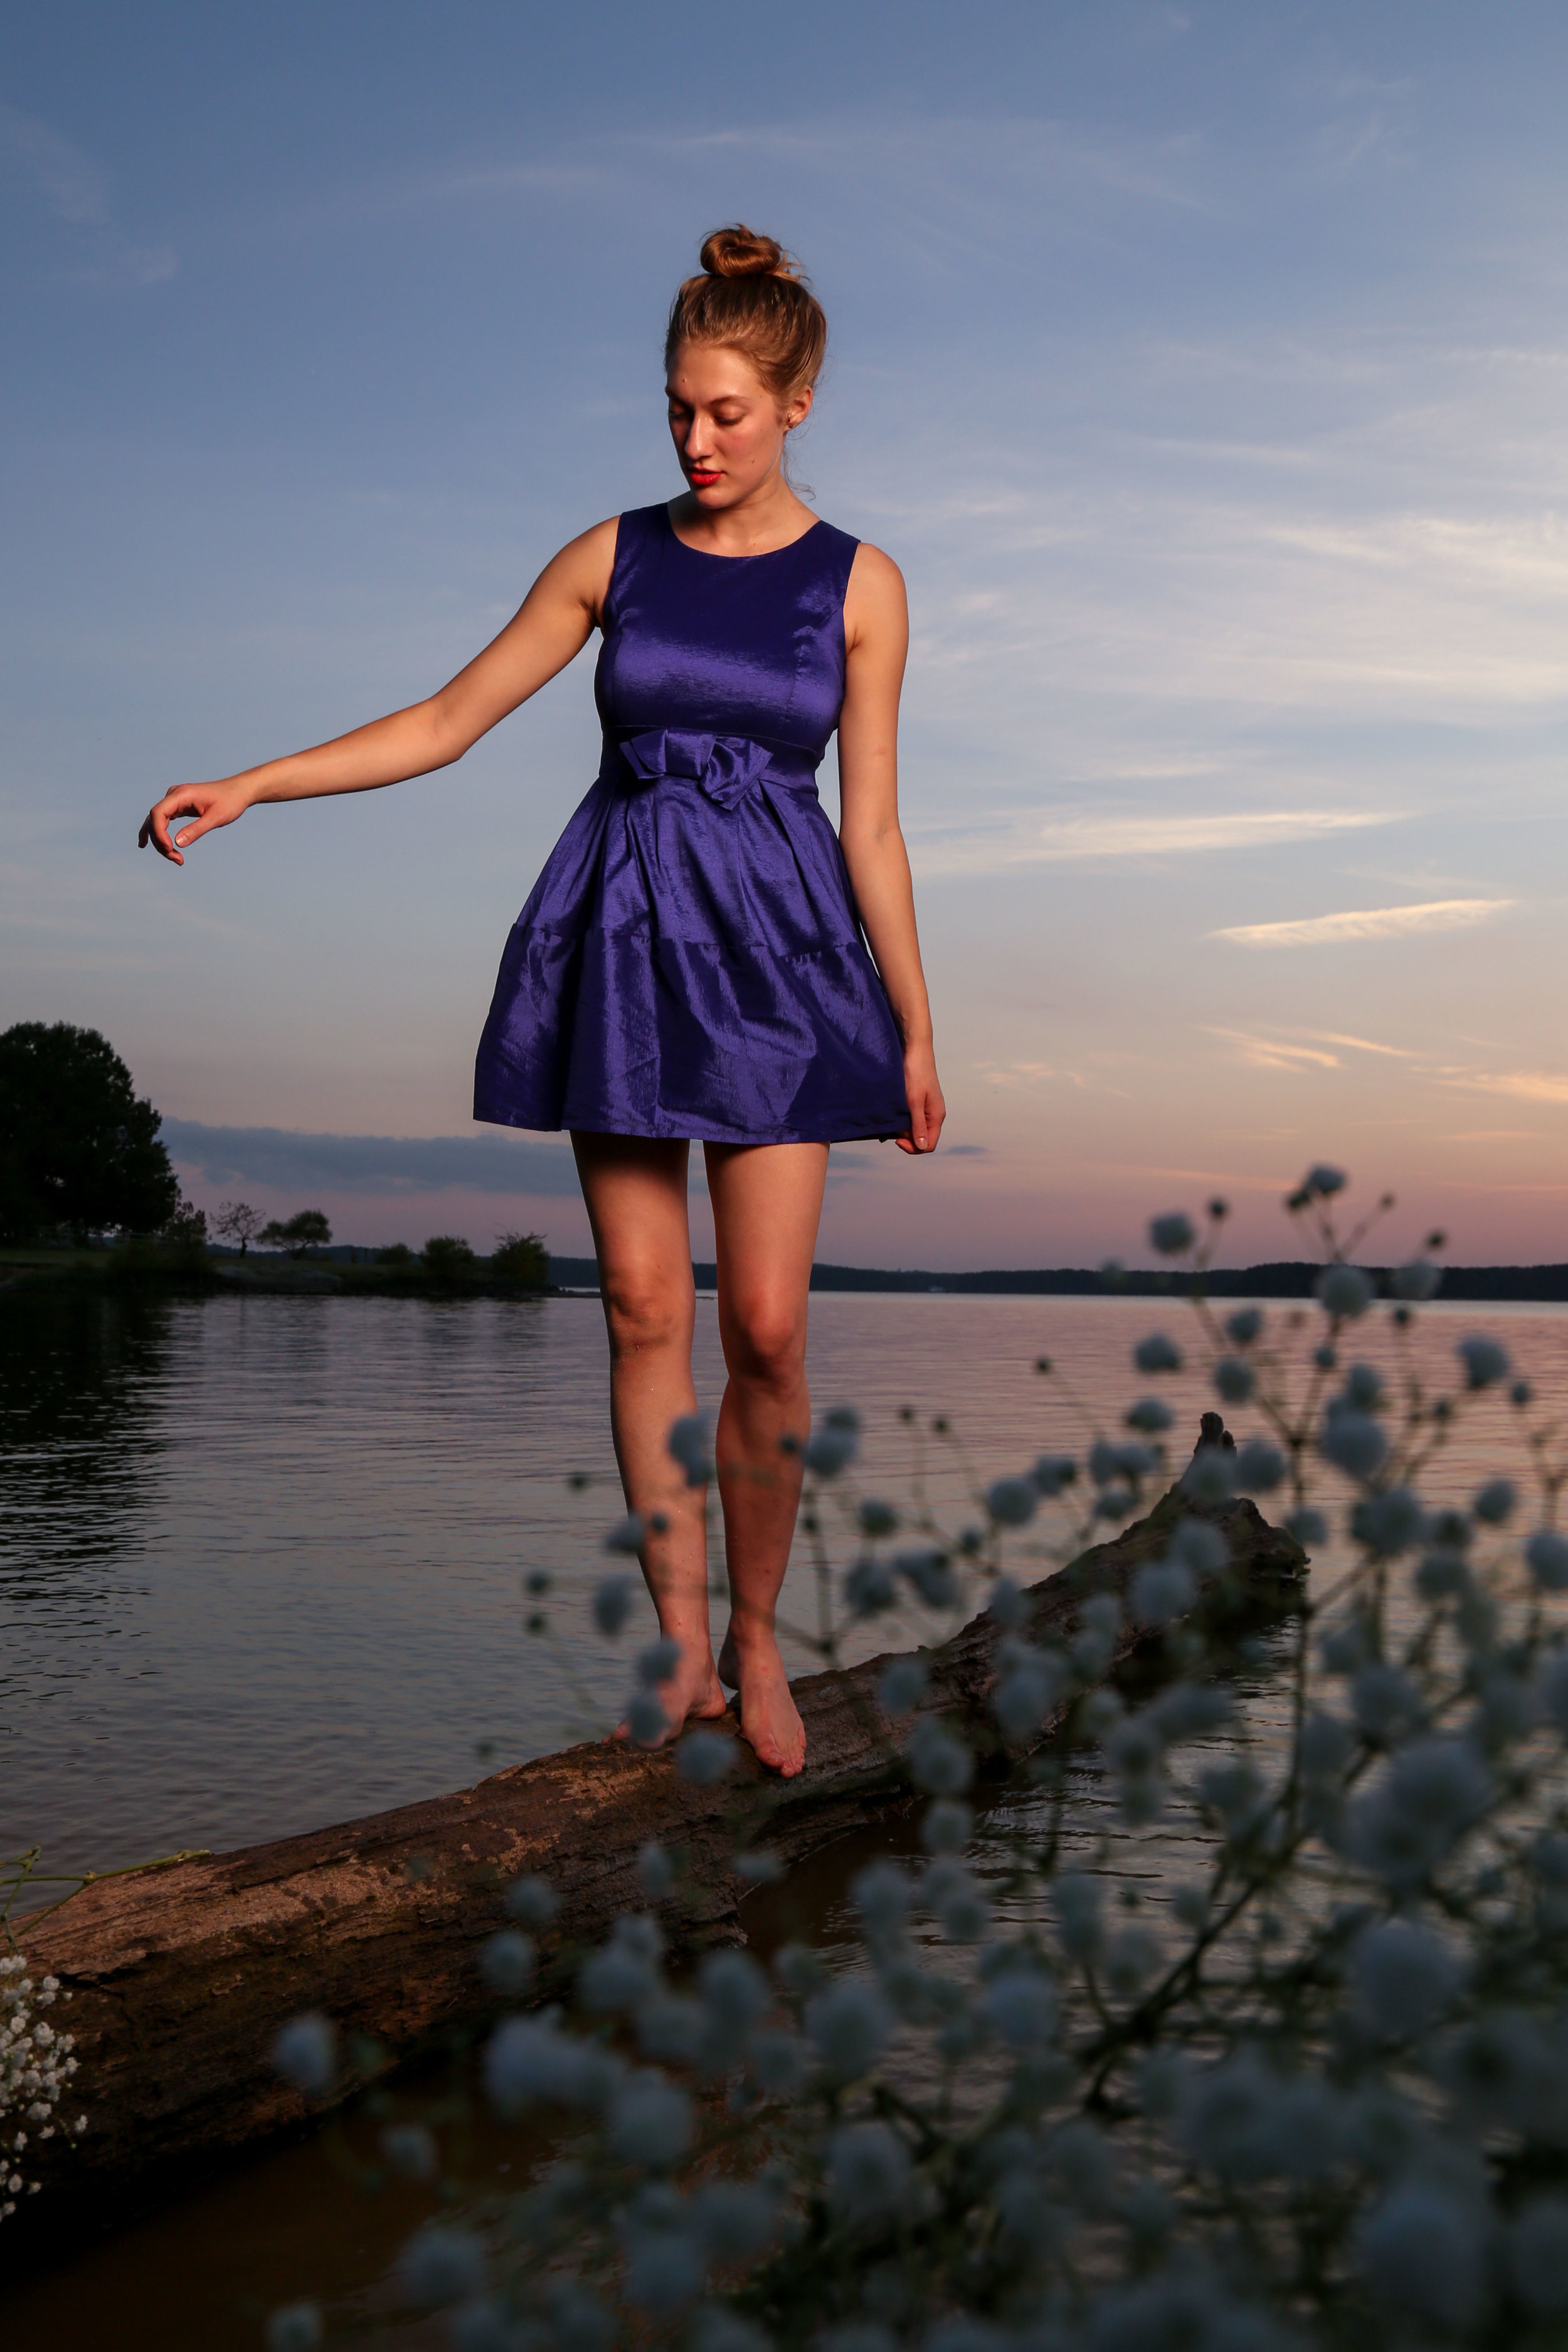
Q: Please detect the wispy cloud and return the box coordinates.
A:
[1211,899,1513,948]
[1,104,175,285]
[1205,1029,1343,1071]
[909,805,1401,877]
[162,1120,581,1196]
[1438,1070,1568,1106]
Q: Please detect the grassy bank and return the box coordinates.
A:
[0,1244,558,1300]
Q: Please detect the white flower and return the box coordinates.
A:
[380,2122,438,2181]
[1032,1450,1078,1492]
[604,1512,644,1554]
[593,1575,635,1636]
[992,1642,1067,1738]
[905,1716,973,1795]
[622,2225,704,2314]
[637,1843,675,1901]
[1508,2198,1568,2316]
[270,2013,336,2097]
[1457,1333,1510,1390]
[696,1949,770,2052]
[852,1860,914,1941]
[827,2120,911,2225]
[608,2073,692,2169]
[1473,1477,1517,1525]
[1130,1559,1195,1627]
[637,1636,681,1687]
[1356,2180,1484,2326]
[504,1873,558,1927]
[805,1412,858,1477]
[1148,1212,1195,1256]
[1133,1333,1182,1375]
[844,1555,897,1614]
[1052,1872,1104,1963]
[484,2015,617,2114]
[479,1931,534,1996]
[1212,1355,1254,1405]
[1353,1486,1425,1556]
[1320,1406,1387,1481]
[694,2177,779,2262]
[986,1476,1037,1527]
[675,1730,737,1785]
[925,1858,991,1943]
[1125,1397,1173,1434]
[1316,1264,1373,1320]
[667,1411,714,1485]
[982,1964,1057,2048]
[1350,1662,1423,1744]
[580,1916,662,2014]
[876,1656,926,1719]
[857,1497,898,1537]
[1090,1439,1158,1486]
[898,1548,960,1608]
[1234,1439,1285,1493]
[398,2224,487,2310]
[921,1799,973,1856]
[805,1982,892,2077]
[1392,1256,1441,1301]
[1350,1920,1463,2040]
[1527,1530,1568,1592]
[265,2305,323,2352]
[625,1690,669,1746]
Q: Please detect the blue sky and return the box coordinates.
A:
[5,1,1568,1266]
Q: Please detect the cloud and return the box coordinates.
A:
[1439,1070,1568,1106]
[1210,899,1513,948]
[908,803,1402,876]
[1205,1028,1342,1071]
[1,103,176,285]
[162,1119,582,1197]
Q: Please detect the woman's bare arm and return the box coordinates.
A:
[138,519,619,864]
[837,545,946,1156]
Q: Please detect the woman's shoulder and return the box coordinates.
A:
[842,538,908,644]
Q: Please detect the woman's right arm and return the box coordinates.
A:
[139,518,619,864]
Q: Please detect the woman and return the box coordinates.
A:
[140,225,945,1777]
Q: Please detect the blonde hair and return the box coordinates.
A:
[664,225,827,405]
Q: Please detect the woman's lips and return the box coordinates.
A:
[689,469,721,486]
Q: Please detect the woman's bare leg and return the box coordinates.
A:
[572,1132,726,1738]
[706,1140,829,1777]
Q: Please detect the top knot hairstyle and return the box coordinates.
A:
[664,225,828,406]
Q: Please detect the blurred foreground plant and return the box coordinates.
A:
[268,1171,1568,2351]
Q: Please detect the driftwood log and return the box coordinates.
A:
[16,1482,1305,2225]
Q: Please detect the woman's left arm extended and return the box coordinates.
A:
[837,546,946,1156]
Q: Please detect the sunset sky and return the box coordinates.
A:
[5,1,1568,1269]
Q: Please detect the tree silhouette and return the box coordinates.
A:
[0,1022,179,1243]
[260,1210,332,1257]
[214,1200,262,1255]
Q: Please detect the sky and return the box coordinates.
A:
[4,0,1568,1269]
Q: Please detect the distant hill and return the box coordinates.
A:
[546,1258,1568,1302]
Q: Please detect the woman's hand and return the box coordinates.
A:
[139,778,255,865]
[898,1041,946,1155]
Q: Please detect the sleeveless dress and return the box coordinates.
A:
[472,503,910,1145]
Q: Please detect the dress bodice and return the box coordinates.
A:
[593,503,861,766]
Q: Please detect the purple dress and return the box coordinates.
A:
[473,503,909,1144]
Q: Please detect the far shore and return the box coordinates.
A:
[6,1245,1568,1304]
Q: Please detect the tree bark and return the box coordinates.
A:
[14,1488,1304,2220]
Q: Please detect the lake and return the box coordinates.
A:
[5,1285,1567,2345]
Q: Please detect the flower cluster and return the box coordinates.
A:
[1,1954,85,2220]
[268,1171,1568,2351]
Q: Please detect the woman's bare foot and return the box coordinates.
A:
[719,1624,806,1776]
[615,1637,728,1746]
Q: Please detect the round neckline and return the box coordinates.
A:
[662,502,824,562]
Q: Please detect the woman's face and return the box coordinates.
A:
[665,341,811,509]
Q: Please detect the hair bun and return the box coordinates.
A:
[699,224,795,280]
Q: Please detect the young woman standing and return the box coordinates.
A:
[140,226,945,1777]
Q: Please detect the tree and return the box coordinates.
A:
[213,1200,262,1256]
[492,1229,549,1290]
[0,1022,179,1243]
[421,1234,477,1280]
[260,1210,332,1258]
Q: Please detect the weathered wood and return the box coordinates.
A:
[16,1489,1304,2212]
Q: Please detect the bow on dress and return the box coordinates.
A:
[614,728,812,813]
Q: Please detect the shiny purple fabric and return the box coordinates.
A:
[473,504,909,1143]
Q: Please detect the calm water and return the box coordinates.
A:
[6,1286,1568,2344]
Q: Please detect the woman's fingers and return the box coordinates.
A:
[138,787,238,864]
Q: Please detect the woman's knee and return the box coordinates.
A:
[723,1292,808,1390]
[600,1263,693,1359]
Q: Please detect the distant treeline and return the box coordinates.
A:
[548,1257,1568,1303]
